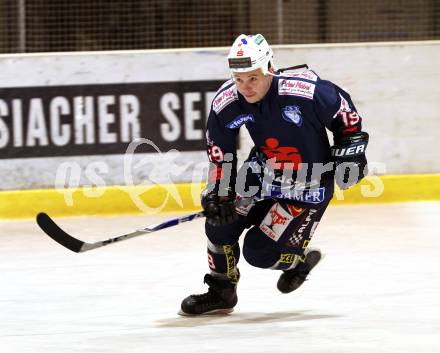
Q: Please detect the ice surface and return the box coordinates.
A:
[1,203,439,353]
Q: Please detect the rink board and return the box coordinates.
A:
[1,41,439,192]
[0,174,439,219]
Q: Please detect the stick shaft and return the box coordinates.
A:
[36,211,205,253]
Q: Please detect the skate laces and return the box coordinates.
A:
[186,275,222,304]
[283,258,313,281]
[190,288,219,303]
[203,274,224,293]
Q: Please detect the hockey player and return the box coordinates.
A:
[180,34,369,315]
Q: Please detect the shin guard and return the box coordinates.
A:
[207,240,240,284]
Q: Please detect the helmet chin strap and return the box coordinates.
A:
[263,63,280,77]
[266,70,280,77]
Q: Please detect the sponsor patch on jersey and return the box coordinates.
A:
[226,114,255,129]
[260,203,294,241]
[281,70,318,82]
[278,79,316,99]
[286,210,318,247]
[212,85,238,114]
[262,185,326,204]
[286,204,305,217]
[288,187,325,204]
[235,195,256,216]
[281,105,303,126]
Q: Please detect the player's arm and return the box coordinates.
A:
[314,82,369,189]
[202,110,239,226]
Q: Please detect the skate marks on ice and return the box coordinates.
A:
[155,310,340,328]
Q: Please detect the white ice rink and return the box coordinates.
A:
[1,202,439,353]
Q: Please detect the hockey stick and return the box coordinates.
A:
[36,211,205,253]
[36,172,334,253]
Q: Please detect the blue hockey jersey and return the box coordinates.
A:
[205,66,364,203]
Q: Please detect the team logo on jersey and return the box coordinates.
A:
[282,105,303,126]
[226,114,255,129]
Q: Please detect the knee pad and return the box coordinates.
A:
[205,218,245,245]
[242,227,279,269]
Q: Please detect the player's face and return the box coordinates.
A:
[232,68,273,103]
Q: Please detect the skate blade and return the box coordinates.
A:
[177,308,234,317]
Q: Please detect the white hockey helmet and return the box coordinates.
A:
[227,34,275,76]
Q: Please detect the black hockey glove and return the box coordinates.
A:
[201,188,238,226]
[331,131,369,190]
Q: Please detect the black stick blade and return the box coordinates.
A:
[36,213,85,253]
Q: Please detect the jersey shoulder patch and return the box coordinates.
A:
[332,93,353,118]
[279,69,319,82]
[216,78,234,93]
[212,80,238,114]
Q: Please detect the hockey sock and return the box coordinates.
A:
[207,239,240,284]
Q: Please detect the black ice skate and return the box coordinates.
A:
[277,248,322,294]
[179,274,238,316]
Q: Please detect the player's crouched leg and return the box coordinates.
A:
[180,218,245,316]
[276,248,323,293]
[243,201,330,293]
[242,226,281,269]
[275,204,330,294]
[242,202,309,270]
